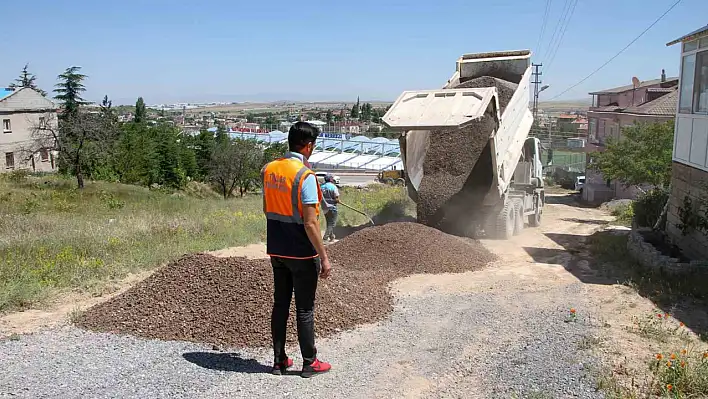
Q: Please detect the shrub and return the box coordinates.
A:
[5,169,30,183]
[611,203,634,226]
[633,188,669,228]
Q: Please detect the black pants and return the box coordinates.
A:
[271,256,320,366]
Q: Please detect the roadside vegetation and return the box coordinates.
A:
[587,231,708,398]
[0,173,409,312]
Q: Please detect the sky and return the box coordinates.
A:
[1,0,706,104]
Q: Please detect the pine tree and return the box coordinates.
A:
[9,64,47,96]
[350,97,360,118]
[134,97,147,123]
[362,102,372,122]
[54,66,89,118]
[100,95,117,124]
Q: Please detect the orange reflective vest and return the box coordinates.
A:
[262,156,322,259]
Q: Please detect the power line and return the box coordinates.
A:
[548,0,683,101]
[542,0,572,62]
[545,0,578,73]
[535,0,553,59]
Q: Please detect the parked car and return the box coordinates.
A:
[315,171,341,186]
[575,175,585,193]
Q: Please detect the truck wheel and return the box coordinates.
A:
[495,201,514,239]
[395,178,405,186]
[384,178,394,185]
[528,202,542,227]
[513,199,524,235]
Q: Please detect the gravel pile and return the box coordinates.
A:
[329,222,495,276]
[78,223,494,348]
[78,255,388,348]
[455,76,518,113]
[414,75,518,236]
[415,116,495,234]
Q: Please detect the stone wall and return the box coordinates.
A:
[666,161,708,259]
[627,229,706,275]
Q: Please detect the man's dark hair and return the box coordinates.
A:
[288,122,320,152]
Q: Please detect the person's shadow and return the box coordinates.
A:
[183,352,272,373]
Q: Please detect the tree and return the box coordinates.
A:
[361,102,372,122]
[264,114,279,128]
[134,97,147,124]
[326,110,333,124]
[350,97,360,118]
[114,122,159,186]
[209,138,261,198]
[30,111,116,188]
[9,64,47,96]
[100,95,118,125]
[54,67,89,118]
[263,142,288,165]
[590,121,674,189]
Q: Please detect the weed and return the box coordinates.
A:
[527,392,552,399]
[68,307,84,324]
[625,312,683,343]
[7,333,21,341]
[650,348,708,397]
[565,307,578,323]
[22,196,39,214]
[611,203,634,227]
[578,335,604,350]
[99,191,125,210]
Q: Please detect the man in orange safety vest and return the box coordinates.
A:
[261,121,332,378]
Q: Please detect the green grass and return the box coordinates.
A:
[0,174,410,312]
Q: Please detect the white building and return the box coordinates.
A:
[664,24,708,259]
[0,88,58,172]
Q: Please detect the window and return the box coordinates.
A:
[40,149,49,162]
[2,119,10,132]
[695,50,708,114]
[679,54,696,113]
[685,40,699,52]
[5,152,14,169]
[701,38,708,50]
[39,116,45,126]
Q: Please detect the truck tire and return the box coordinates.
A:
[528,200,542,227]
[384,178,394,185]
[395,178,405,186]
[513,199,524,235]
[495,201,514,239]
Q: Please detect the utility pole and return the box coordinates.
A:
[531,63,543,121]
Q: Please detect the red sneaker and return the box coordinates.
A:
[272,357,293,375]
[301,358,331,378]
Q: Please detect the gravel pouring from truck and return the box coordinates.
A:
[382,50,544,239]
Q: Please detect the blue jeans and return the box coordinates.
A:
[324,209,338,241]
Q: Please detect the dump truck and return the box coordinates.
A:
[382,50,544,239]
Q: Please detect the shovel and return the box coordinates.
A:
[338,202,375,226]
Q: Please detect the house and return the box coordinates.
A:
[664,24,708,260]
[0,87,58,173]
[583,74,679,203]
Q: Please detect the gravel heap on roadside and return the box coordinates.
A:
[415,76,518,236]
[328,222,496,276]
[78,222,494,348]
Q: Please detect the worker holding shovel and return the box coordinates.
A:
[261,121,332,378]
[320,174,340,242]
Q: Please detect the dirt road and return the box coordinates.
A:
[1,195,645,398]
